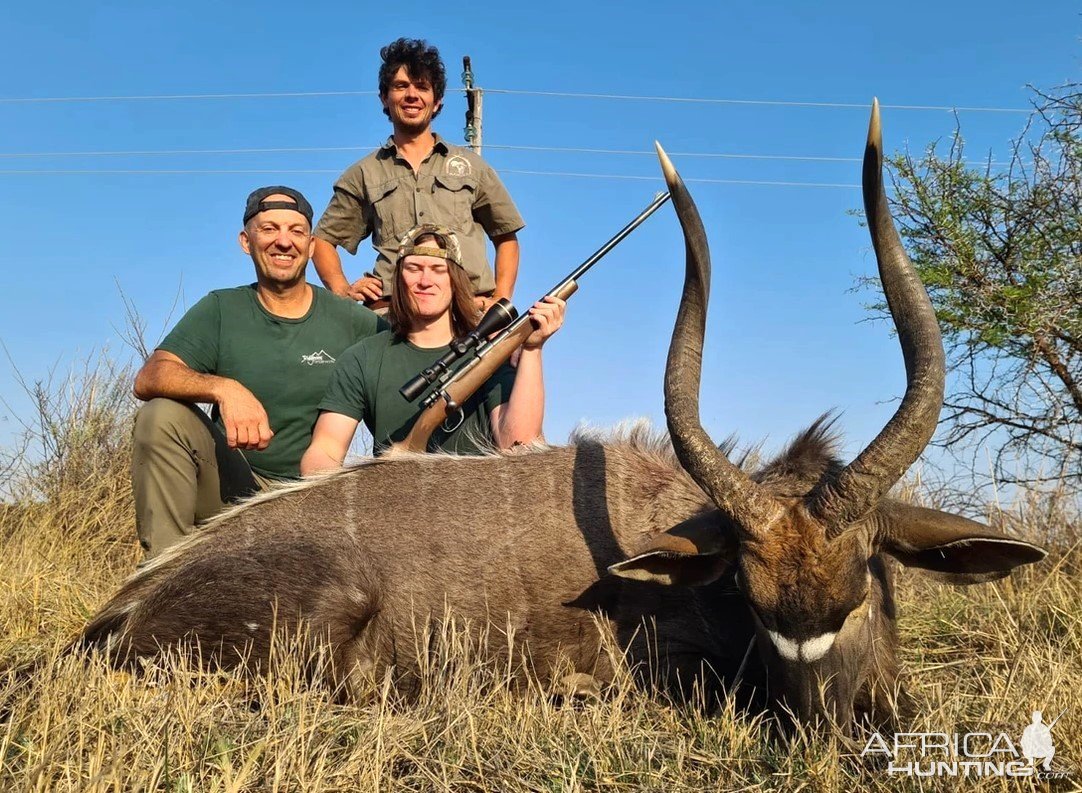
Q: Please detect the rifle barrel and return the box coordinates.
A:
[564,190,671,285]
[490,190,671,345]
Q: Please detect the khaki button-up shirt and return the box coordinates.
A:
[314,136,525,297]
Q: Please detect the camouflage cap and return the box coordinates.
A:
[395,224,464,269]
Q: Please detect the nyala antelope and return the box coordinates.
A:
[77,101,1045,730]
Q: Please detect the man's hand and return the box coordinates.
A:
[349,274,384,303]
[216,380,274,450]
[522,295,566,350]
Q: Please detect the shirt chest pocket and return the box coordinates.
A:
[432,174,478,229]
[367,179,412,245]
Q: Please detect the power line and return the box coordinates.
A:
[0,146,370,158]
[0,143,856,162]
[0,166,858,188]
[0,86,1030,113]
[0,90,377,103]
[0,142,1008,167]
[488,144,858,162]
[490,144,1009,167]
[500,169,858,188]
[484,88,1031,114]
[0,168,341,174]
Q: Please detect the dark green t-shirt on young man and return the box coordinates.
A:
[319,331,516,455]
[158,284,385,480]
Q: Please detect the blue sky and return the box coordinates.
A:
[1,1,1078,474]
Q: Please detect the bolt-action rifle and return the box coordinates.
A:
[393,190,672,453]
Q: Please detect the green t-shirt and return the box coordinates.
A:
[158,284,386,479]
[319,331,516,455]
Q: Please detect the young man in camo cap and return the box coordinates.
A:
[301,224,563,472]
[131,186,385,558]
[311,38,524,314]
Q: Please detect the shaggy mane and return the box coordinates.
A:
[569,418,678,466]
[567,414,844,497]
[753,412,844,495]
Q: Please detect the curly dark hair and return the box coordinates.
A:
[378,38,446,120]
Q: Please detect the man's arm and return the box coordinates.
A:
[301,411,361,475]
[491,231,520,304]
[489,296,565,449]
[311,237,353,298]
[313,177,382,302]
[471,159,525,311]
[134,350,273,451]
[313,238,384,304]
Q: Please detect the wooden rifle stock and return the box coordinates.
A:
[396,280,578,452]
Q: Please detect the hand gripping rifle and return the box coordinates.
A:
[393,190,672,453]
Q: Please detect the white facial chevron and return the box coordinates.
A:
[766,630,838,663]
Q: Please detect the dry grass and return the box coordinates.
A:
[1,361,1079,792]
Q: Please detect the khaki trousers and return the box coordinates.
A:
[131,398,275,559]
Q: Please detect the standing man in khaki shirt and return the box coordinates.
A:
[313,38,524,314]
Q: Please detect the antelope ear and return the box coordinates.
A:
[608,511,738,586]
[878,501,1047,584]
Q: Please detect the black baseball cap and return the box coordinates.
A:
[243,186,314,226]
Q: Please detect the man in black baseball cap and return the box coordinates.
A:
[128,185,385,560]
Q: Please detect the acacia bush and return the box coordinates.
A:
[866,83,1081,489]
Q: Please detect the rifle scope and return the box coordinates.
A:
[398,298,519,402]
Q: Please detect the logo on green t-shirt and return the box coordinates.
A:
[300,350,337,366]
